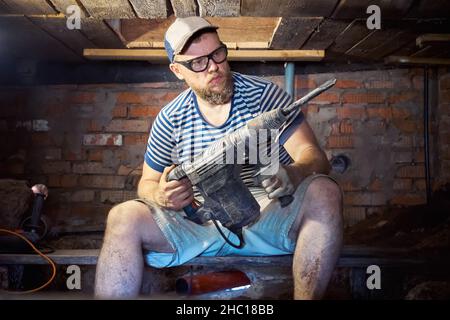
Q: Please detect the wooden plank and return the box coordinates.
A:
[385,55,450,66]
[241,0,338,17]
[49,0,87,16]
[328,19,372,53]
[270,17,323,50]
[197,0,240,17]
[128,0,167,18]
[2,0,56,14]
[0,15,81,62]
[410,44,450,59]
[170,0,197,17]
[0,247,430,268]
[301,19,350,50]
[363,30,416,60]
[78,0,135,19]
[332,0,414,19]
[83,48,325,62]
[80,19,124,48]
[120,17,278,50]
[28,16,96,56]
[417,34,450,47]
[345,28,401,58]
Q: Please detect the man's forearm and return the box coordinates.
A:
[284,146,331,188]
[137,179,160,203]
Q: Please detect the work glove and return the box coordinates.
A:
[259,166,295,200]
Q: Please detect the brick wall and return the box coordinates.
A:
[0,67,449,230]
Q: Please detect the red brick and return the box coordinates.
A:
[130,82,173,89]
[31,133,56,146]
[343,206,366,226]
[78,175,125,189]
[366,107,393,120]
[112,105,127,118]
[73,162,115,174]
[124,134,149,145]
[68,92,97,104]
[335,79,363,89]
[392,119,419,133]
[100,190,137,203]
[63,150,86,161]
[440,90,450,103]
[337,106,366,119]
[71,190,95,202]
[342,92,384,104]
[117,164,143,175]
[441,146,450,160]
[105,120,151,133]
[414,150,425,162]
[388,92,418,104]
[295,77,316,89]
[414,179,427,191]
[41,161,71,174]
[47,174,79,188]
[368,178,383,192]
[43,148,62,160]
[393,135,413,148]
[390,193,426,206]
[441,133,450,145]
[327,136,354,149]
[439,103,450,114]
[87,120,104,132]
[128,106,161,118]
[391,107,412,120]
[87,149,103,161]
[393,179,412,191]
[397,165,425,178]
[344,192,387,206]
[83,134,123,146]
[116,91,179,104]
[310,92,340,104]
[365,80,394,89]
[340,181,361,192]
[332,120,353,135]
[441,75,450,90]
[339,120,353,134]
[413,76,424,90]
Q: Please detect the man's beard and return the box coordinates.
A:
[192,72,233,105]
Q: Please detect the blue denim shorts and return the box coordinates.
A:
[137,174,335,268]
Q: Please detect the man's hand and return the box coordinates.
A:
[155,165,195,211]
[260,166,295,200]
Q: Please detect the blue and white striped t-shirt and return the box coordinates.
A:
[145,72,304,196]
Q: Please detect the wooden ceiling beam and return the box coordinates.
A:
[83,48,325,62]
[384,55,450,66]
[78,0,135,19]
[128,0,168,18]
[197,0,240,17]
[170,0,197,18]
[416,34,450,47]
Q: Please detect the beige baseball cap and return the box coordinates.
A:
[164,16,218,62]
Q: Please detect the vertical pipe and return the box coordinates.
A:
[424,67,432,203]
[284,62,295,98]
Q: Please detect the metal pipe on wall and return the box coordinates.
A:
[284,62,295,98]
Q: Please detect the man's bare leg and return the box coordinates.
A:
[94,201,173,299]
[289,177,343,300]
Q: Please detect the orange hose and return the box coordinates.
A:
[0,228,56,294]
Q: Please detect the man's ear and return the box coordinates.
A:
[169,63,184,80]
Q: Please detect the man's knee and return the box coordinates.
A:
[106,200,154,234]
[306,176,342,206]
